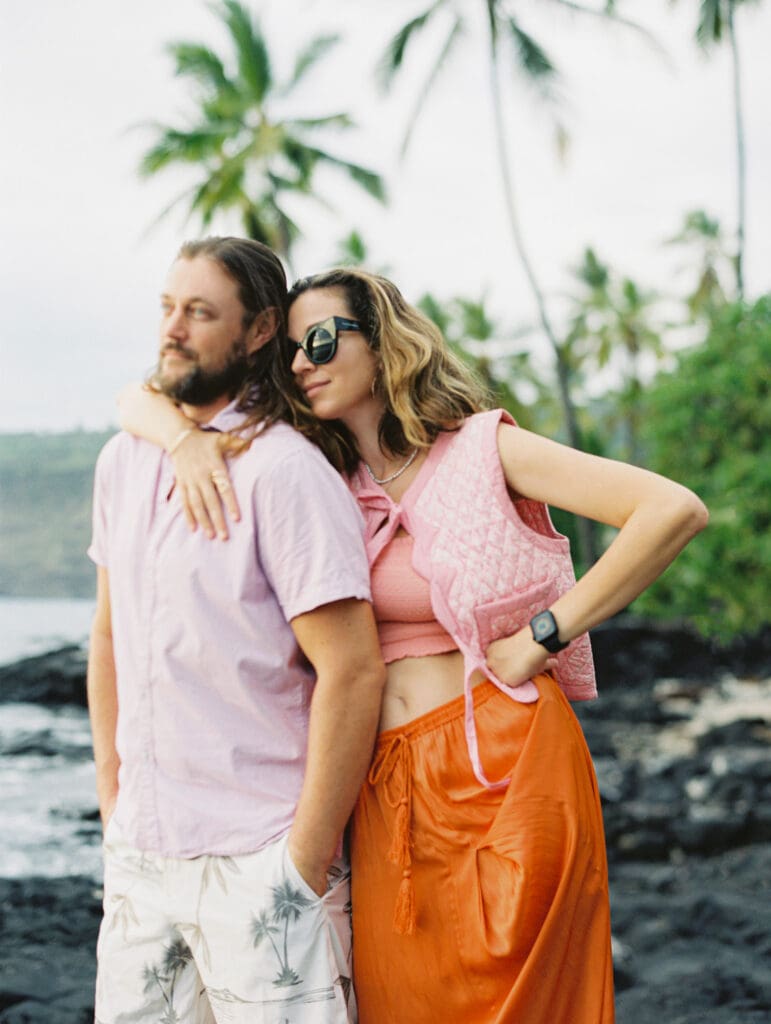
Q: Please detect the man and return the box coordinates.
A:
[87,236,385,1023]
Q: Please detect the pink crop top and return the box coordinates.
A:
[370,533,458,664]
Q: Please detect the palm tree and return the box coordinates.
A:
[672,0,763,298]
[250,909,284,972]
[566,248,664,464]
[378,1,650,565]
[140,932,192,1022]
[665,209,732,320]
[139,0,385,262]
[378,2,645,441]
[162,937,194,1007]
[270,880,313,986]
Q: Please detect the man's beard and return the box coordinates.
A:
[156,337,249,406]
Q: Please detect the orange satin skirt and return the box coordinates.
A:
[350,673,614,1023]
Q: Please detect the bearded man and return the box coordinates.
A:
[87,237,384,1023]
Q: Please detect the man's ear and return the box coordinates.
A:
[246,307,280,354]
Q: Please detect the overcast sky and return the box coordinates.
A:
[1,0,769,433]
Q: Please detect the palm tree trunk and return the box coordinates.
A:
[487,43,598,567]
[728,5,746,299]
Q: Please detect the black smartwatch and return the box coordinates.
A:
[529,610,569,653]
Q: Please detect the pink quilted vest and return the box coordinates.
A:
[349,409,597,789]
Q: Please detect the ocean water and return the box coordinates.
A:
[0,596,101,879]
[0,595,95,665]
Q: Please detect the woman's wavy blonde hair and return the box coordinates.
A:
[285,268,493,473]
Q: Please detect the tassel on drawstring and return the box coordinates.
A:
[388,796,416,934]
[369,736,418,935]
[392,867,416,935]
[388,796,410,867]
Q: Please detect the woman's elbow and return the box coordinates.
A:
[672,487,709,541]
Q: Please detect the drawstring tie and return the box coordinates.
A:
[368,734,416,935]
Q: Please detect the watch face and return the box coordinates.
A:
[530,610,566,653]
[533,615,553,639]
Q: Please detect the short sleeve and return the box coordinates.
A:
[254,446,371,621]
[87,442,114,567]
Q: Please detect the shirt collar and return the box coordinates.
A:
[203,400,251,434]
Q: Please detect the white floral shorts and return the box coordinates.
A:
[95,819,356,1023]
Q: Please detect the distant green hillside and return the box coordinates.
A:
[0,431,115,597]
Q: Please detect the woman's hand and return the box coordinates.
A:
[485,628,557,688]
[170,430,240,540]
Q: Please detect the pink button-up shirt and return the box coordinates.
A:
[88,405,371,857]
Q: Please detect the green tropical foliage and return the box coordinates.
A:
[634,295,771,638]
[139,0,385,258]
[334,230,369,267]
[418,290,541,429]
[665,209,733,320]
[566,248,665,464]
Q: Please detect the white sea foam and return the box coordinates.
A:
[0,599,101,878]
[0,702,102,878]
[0,595,95,665]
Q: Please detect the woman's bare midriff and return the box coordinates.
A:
[378,650,488,731]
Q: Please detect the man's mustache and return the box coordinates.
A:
[161,343,196,359]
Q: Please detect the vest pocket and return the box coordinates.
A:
[472,581,559,650]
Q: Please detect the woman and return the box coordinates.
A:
[120,267,708,1023]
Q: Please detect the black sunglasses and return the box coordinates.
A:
[290,316,361,365]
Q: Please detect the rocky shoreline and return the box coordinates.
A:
[1,619,769,1023]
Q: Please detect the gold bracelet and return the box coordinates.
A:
[166,427,195,456]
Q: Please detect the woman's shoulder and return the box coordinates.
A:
[442,408,515,453]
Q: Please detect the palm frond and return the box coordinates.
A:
[201,92,247,124]
[302,146,387,202]
[263,199,302,256]
[285,34,341,91]
[140,182,203,236]
[399,14,464,157]
[139,125,230,173]
[694,0,723,48]
[264,168,305,192]
[167,42,232,93]
[280,136,318,187]
[335,230,369,266]
[218,0,272,101]
[376,0,446,90]
[242,198,300,256]
[286,113,355,132]
[547,0,668,57]
[189,158,248,224]
[504,18,557,97]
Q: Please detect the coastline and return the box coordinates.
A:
[0,619,769,1022]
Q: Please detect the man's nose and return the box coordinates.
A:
[164,308,187,338]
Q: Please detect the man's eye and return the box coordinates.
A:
[191,306,209,319]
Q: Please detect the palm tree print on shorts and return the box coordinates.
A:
[251,880,314,987]
[142,932,194,1023]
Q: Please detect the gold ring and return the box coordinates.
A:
[210,471,231,491]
